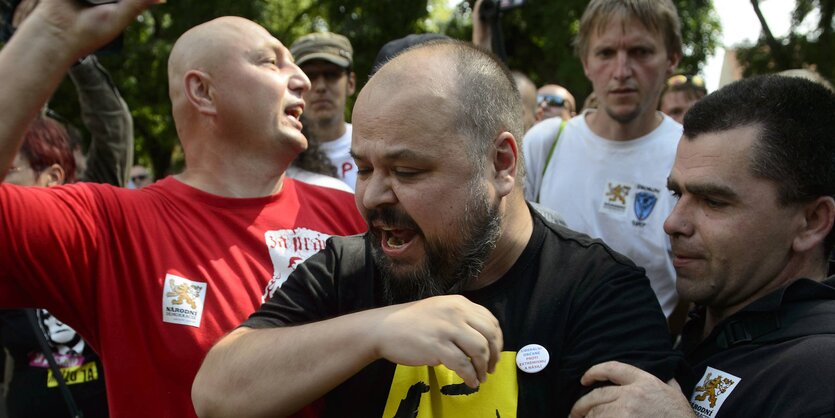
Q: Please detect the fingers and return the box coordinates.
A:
[464,304,503,374]
[580,361,645,387]
[438,343,480,388]
[443,303,502,387]
[570,386,619,418]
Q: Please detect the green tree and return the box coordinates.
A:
[736,0,834,83]
[48,0,717,176]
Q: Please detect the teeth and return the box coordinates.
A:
[387,236,405,248]
[286,107,302,119]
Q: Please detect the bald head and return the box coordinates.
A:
[536,84,576,121]
[169,17,267,105]
[359,40,523,168]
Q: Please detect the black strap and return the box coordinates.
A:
[715,300,835,348]
[25,309,84,418]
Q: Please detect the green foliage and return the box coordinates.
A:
[736,0,835,85]
[46,0,718,177]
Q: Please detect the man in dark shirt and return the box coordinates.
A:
[192,39,686,417]
[570,75,835,418]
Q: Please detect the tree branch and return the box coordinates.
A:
[750,0,791,68]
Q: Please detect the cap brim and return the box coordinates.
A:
[296,53,350,68]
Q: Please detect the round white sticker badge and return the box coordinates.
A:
[516,343,550,373]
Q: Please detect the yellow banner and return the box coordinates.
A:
[46,362,99,388]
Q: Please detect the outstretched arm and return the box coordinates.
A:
[570,361,696,418]
[192,295,503,418]
[471,0,492,50]
[0,0,157,181]
[70,55,134,186]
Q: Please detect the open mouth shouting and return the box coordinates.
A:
[379,226,418,254]
[367,207,423,261]
[284,103,304,129]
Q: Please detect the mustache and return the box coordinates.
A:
[365,207,420,231]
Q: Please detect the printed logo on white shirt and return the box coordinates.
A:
[162,274,207,328]
[600,181,633,217]
[689,366,741,418]
[632,183,661,227]
[262,227,332,301]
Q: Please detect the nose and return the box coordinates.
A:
[310,74,327,92]
[358,171,397,211]
[613,50,632,81]
[663,196,694,238]
[289,63,311,95]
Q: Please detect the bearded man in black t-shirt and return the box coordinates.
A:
[192,39,686,418]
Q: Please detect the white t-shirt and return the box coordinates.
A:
[285,166,354,193]
[523,113,682,317]
[319,122,358,190]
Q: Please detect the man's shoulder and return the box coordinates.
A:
[531,206,643,273]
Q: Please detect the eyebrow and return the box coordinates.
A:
[667,177,739,200]
[350,148,431,163]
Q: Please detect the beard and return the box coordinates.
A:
[367,183,502,305]
[605,103,643,125]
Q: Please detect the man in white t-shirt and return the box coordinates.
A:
[523,0,684,321]
[290,32,358,190]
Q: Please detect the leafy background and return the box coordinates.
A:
[36,0,831,177]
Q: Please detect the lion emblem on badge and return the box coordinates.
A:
[166,279,203,310]
[694,372,735,407]
[606,183,631,205]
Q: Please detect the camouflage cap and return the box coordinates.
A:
[290,32,353,68]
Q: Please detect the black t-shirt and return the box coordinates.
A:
[680,278,835,418]
[0,309,108,418]
[245,207,685,417]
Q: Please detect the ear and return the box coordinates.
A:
[183,70,217,116]
[793,196,835,253]
[491,131,519,198]
[666,52,682,77]
[35,164,65,187]
[347,71,357,96]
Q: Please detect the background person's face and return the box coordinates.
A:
[660,90,698,124]
[301,60,355,128]
[583,17,676,124]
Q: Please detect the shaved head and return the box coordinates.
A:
[359,40,523,173]
[169,17,268,110]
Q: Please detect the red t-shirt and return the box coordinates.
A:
[0,177,366,417]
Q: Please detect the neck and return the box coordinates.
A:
[176,134,295,198]
[309,117,346,143]
[466,193,533,290]
[702,253,829,340]
[585,108,662,141]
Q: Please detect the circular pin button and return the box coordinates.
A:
[516,344,550,373]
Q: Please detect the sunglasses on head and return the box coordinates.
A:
[537,94,566,108]
[667,74,705,88]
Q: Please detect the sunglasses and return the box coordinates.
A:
[131,174,149,182]
[667,74,705,88]
[537,94,566,108]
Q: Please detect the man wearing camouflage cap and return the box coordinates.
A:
[291,32,358,189]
